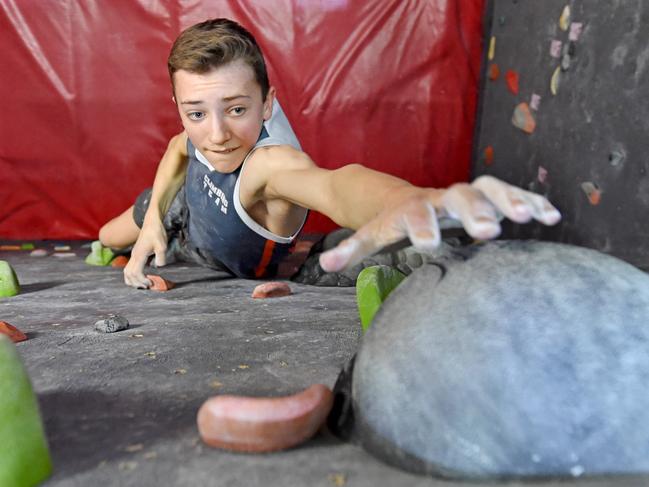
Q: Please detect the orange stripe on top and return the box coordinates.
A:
[254,240,276,278]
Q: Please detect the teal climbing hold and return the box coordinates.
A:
[356,265,406,333]
[84,240,115,266]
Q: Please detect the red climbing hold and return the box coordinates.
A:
[505,70,519,95]
[147,275,175,292]
[0,321,27,343]
[252,282,292,299]
[111,255,129,268]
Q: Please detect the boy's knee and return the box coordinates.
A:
[98,221,132,250]
[98,223,114,248]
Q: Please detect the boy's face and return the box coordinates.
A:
[173,60,274,173]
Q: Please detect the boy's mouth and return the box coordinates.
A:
[210,147,238,155]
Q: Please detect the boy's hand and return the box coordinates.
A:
[319,175,561,272]
[123,217,168,288]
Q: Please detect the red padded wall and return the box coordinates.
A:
[0,0,484,239]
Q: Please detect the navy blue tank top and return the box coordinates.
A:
[184,100,305,278]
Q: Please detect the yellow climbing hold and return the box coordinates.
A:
[550,66,561,95]
[488,36,496,61]
[559,5,571,31]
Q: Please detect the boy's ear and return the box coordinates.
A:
[172,95,177,105]
[263,87,276,121]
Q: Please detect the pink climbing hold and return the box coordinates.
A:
[538,166,548,184]
[550,39,563,58]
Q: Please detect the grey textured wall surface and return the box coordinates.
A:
[472,0,649,269]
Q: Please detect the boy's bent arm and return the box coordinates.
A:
[123,132,189,289]
[146,132,189,221]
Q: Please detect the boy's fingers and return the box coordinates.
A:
[441,184,502,240]
[403,201,441,252]
[123,253,152,289]
[319,234,366,272]
[123,269,152,289]
[472,176,561,225]
[319,200,442,272]
[124,270,152,289]
[470,177,531,223]
[126,276,151,289]
[517,190,562,225]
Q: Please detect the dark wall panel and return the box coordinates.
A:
[473,0,649,269]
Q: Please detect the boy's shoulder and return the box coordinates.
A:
[168,131,189,157]
[247,144,314,175]
[240,144,316,202]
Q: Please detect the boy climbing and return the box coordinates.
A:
[98,18,561,288]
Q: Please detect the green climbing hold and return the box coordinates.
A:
[0,261,20,298]
[0,335,53,487]
[356,265,407,333]
[84,240,115,266]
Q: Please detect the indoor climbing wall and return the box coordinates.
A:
[473,0,649,269]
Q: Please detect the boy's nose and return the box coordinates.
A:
[208,115,231,145]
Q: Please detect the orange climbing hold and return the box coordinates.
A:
[0,321,27,343]
[505,70,519,95]
[111,256,129,268]
[0,245,21,251]
[581,182,601,206]
[484,146,495,165]
[147,275,175,292]
[488,63,500,81]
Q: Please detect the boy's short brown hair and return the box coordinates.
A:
[168,18,270,100]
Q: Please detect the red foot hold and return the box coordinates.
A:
[0,321,27,343]
[197,384,334,452]
[111,256,129,268]
[146,275,175,292]
[252,281,292,299]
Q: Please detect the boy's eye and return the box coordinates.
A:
[187,111,205,121]
[230,106,246,116]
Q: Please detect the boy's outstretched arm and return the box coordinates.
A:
[317,173,561,271]
[252,146,561,272]
[123,132,189,288]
